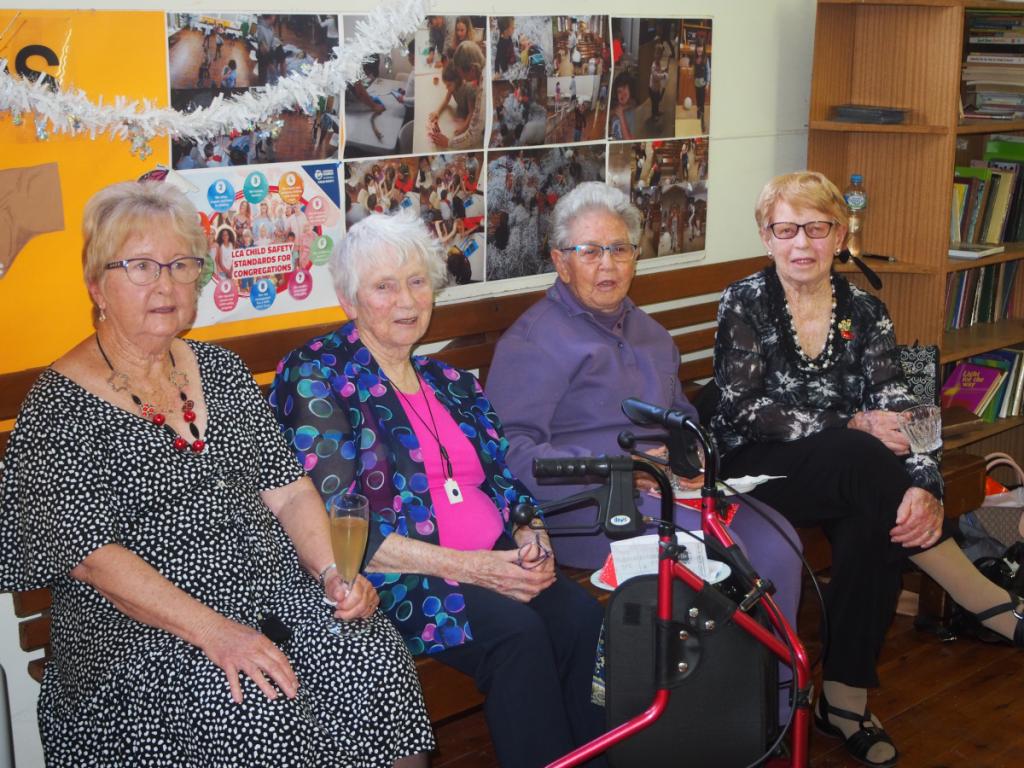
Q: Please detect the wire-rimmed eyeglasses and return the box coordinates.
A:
[558,243,638,264]
[105,257,205,286]
[516,533,552,570]
[764,221,836,240]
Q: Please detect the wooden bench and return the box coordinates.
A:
[0,254,986,728]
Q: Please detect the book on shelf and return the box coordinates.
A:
[965,142,1024,243]
[948,242,1005,259]
[951,183,969,243]
[955,166,992,243]
[941,346,1024,423]
[1006,343,1024,417]
[967,53,1024,65]
[941,363,1006,418]
[943,262,1020,331]
[968,351,1015,421]
[985,167,1016,242]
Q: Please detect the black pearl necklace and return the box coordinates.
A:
[783,276,838,372]
[96,336,205,453]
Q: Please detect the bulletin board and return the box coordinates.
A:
[0,8,714,374]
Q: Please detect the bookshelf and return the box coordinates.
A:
[946,244,1024,272]
[808,0,1024,457]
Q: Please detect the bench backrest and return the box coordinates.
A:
[0,255,768,681]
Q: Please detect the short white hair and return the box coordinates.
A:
[331,209,448,304]
[550,182,642,248]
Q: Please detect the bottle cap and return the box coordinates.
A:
[851,174,863,184]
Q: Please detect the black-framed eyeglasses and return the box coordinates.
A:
[558,243,638,264]
[105,257,205,286]
[765,221,836,240]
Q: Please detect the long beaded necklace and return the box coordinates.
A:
[95,336,206,453]
[783,276,838,372]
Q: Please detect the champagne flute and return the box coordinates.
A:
[326,493,370,620]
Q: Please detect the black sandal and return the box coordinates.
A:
[973,592,1024,647]
[815,687,899,768]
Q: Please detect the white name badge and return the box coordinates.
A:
[444,478,464,505]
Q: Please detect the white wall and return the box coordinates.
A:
[0,2,816,765]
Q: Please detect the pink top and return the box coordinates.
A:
[400,386,504,551]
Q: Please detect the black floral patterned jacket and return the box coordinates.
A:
[711,265,942,497]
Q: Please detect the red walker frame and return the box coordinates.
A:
[537,435,812,768]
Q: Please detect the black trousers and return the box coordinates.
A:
[723,429,951,688]
[432,573,606,768]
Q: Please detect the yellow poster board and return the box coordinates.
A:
[0,10,343,376]
[0,10,170,373]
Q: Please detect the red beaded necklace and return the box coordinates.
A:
[96,335,206,453]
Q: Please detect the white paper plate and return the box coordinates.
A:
[672,474,786,499]
[589,560,732,591]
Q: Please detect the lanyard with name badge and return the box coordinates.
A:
[396,378,464,505]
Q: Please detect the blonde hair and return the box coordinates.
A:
[82,181,207,324]
[453,40,485,80]
[754,171,847,231]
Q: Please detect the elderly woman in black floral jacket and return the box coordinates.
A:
[712,171,1023,768]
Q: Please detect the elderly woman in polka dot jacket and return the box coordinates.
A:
[0,181,433,767]
[270,210,605,768]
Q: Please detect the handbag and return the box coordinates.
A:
[897,343,940,406]
[959,452,1024,561]
[951,452,1024,642]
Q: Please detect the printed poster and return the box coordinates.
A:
[183,161,343,326]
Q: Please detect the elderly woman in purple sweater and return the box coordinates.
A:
[487,182,803,631]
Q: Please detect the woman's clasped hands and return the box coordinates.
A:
[462,532,556,603]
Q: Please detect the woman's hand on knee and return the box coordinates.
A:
[465,549,556,602]
[847,410,910,455]
[195,615,299,704]
[891,487,943,549]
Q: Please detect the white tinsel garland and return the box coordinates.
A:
[0,0,429,157]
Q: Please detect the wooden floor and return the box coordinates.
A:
[432,575,1024,767]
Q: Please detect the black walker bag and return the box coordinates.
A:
[604,575,778,767]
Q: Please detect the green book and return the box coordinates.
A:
[956,166,993,242]
[969,351,1014,421]
[984,138,1024,162]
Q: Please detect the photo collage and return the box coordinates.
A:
[165,12,712,313]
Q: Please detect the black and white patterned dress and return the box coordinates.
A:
[0,341,434,767]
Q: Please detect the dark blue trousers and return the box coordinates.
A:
[432,573,606,768]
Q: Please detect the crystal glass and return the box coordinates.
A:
[899,404,942,454]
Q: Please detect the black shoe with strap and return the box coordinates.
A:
[973,592,1024,647]
[815,687,898,768]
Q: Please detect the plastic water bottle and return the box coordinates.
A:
[843,174,867,259]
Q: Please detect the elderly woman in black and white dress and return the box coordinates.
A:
[0,181,433,767]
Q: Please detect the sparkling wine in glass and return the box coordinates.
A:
[326,493,369,608]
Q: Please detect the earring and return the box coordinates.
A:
[98,307,106,322]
